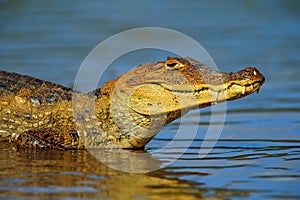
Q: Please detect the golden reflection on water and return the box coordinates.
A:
[0,141,252,200]
[0,142,192,199]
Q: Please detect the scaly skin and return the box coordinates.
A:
[0,57,265,149]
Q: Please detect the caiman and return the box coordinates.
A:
[0,57,265,149]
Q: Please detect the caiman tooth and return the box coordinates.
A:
[242,86,246,95]
[250,84,254,90]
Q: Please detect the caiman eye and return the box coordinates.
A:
[166,62,178,68]
[165,59,183,69]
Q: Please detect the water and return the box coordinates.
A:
[1,0,300,199]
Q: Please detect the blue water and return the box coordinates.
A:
[1,0,300,199]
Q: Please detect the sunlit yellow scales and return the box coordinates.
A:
[0,57,265,149]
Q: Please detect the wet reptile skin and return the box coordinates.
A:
[0,57,265,149]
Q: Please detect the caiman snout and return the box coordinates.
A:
[234,67,265,83]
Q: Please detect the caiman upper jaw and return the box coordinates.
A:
[225,67,265,86]
[159,66,265,94]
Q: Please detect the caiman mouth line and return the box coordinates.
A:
[146,79,264,96]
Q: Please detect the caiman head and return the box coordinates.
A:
[97,57,265,148]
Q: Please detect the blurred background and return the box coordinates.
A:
[0,0,300,199]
